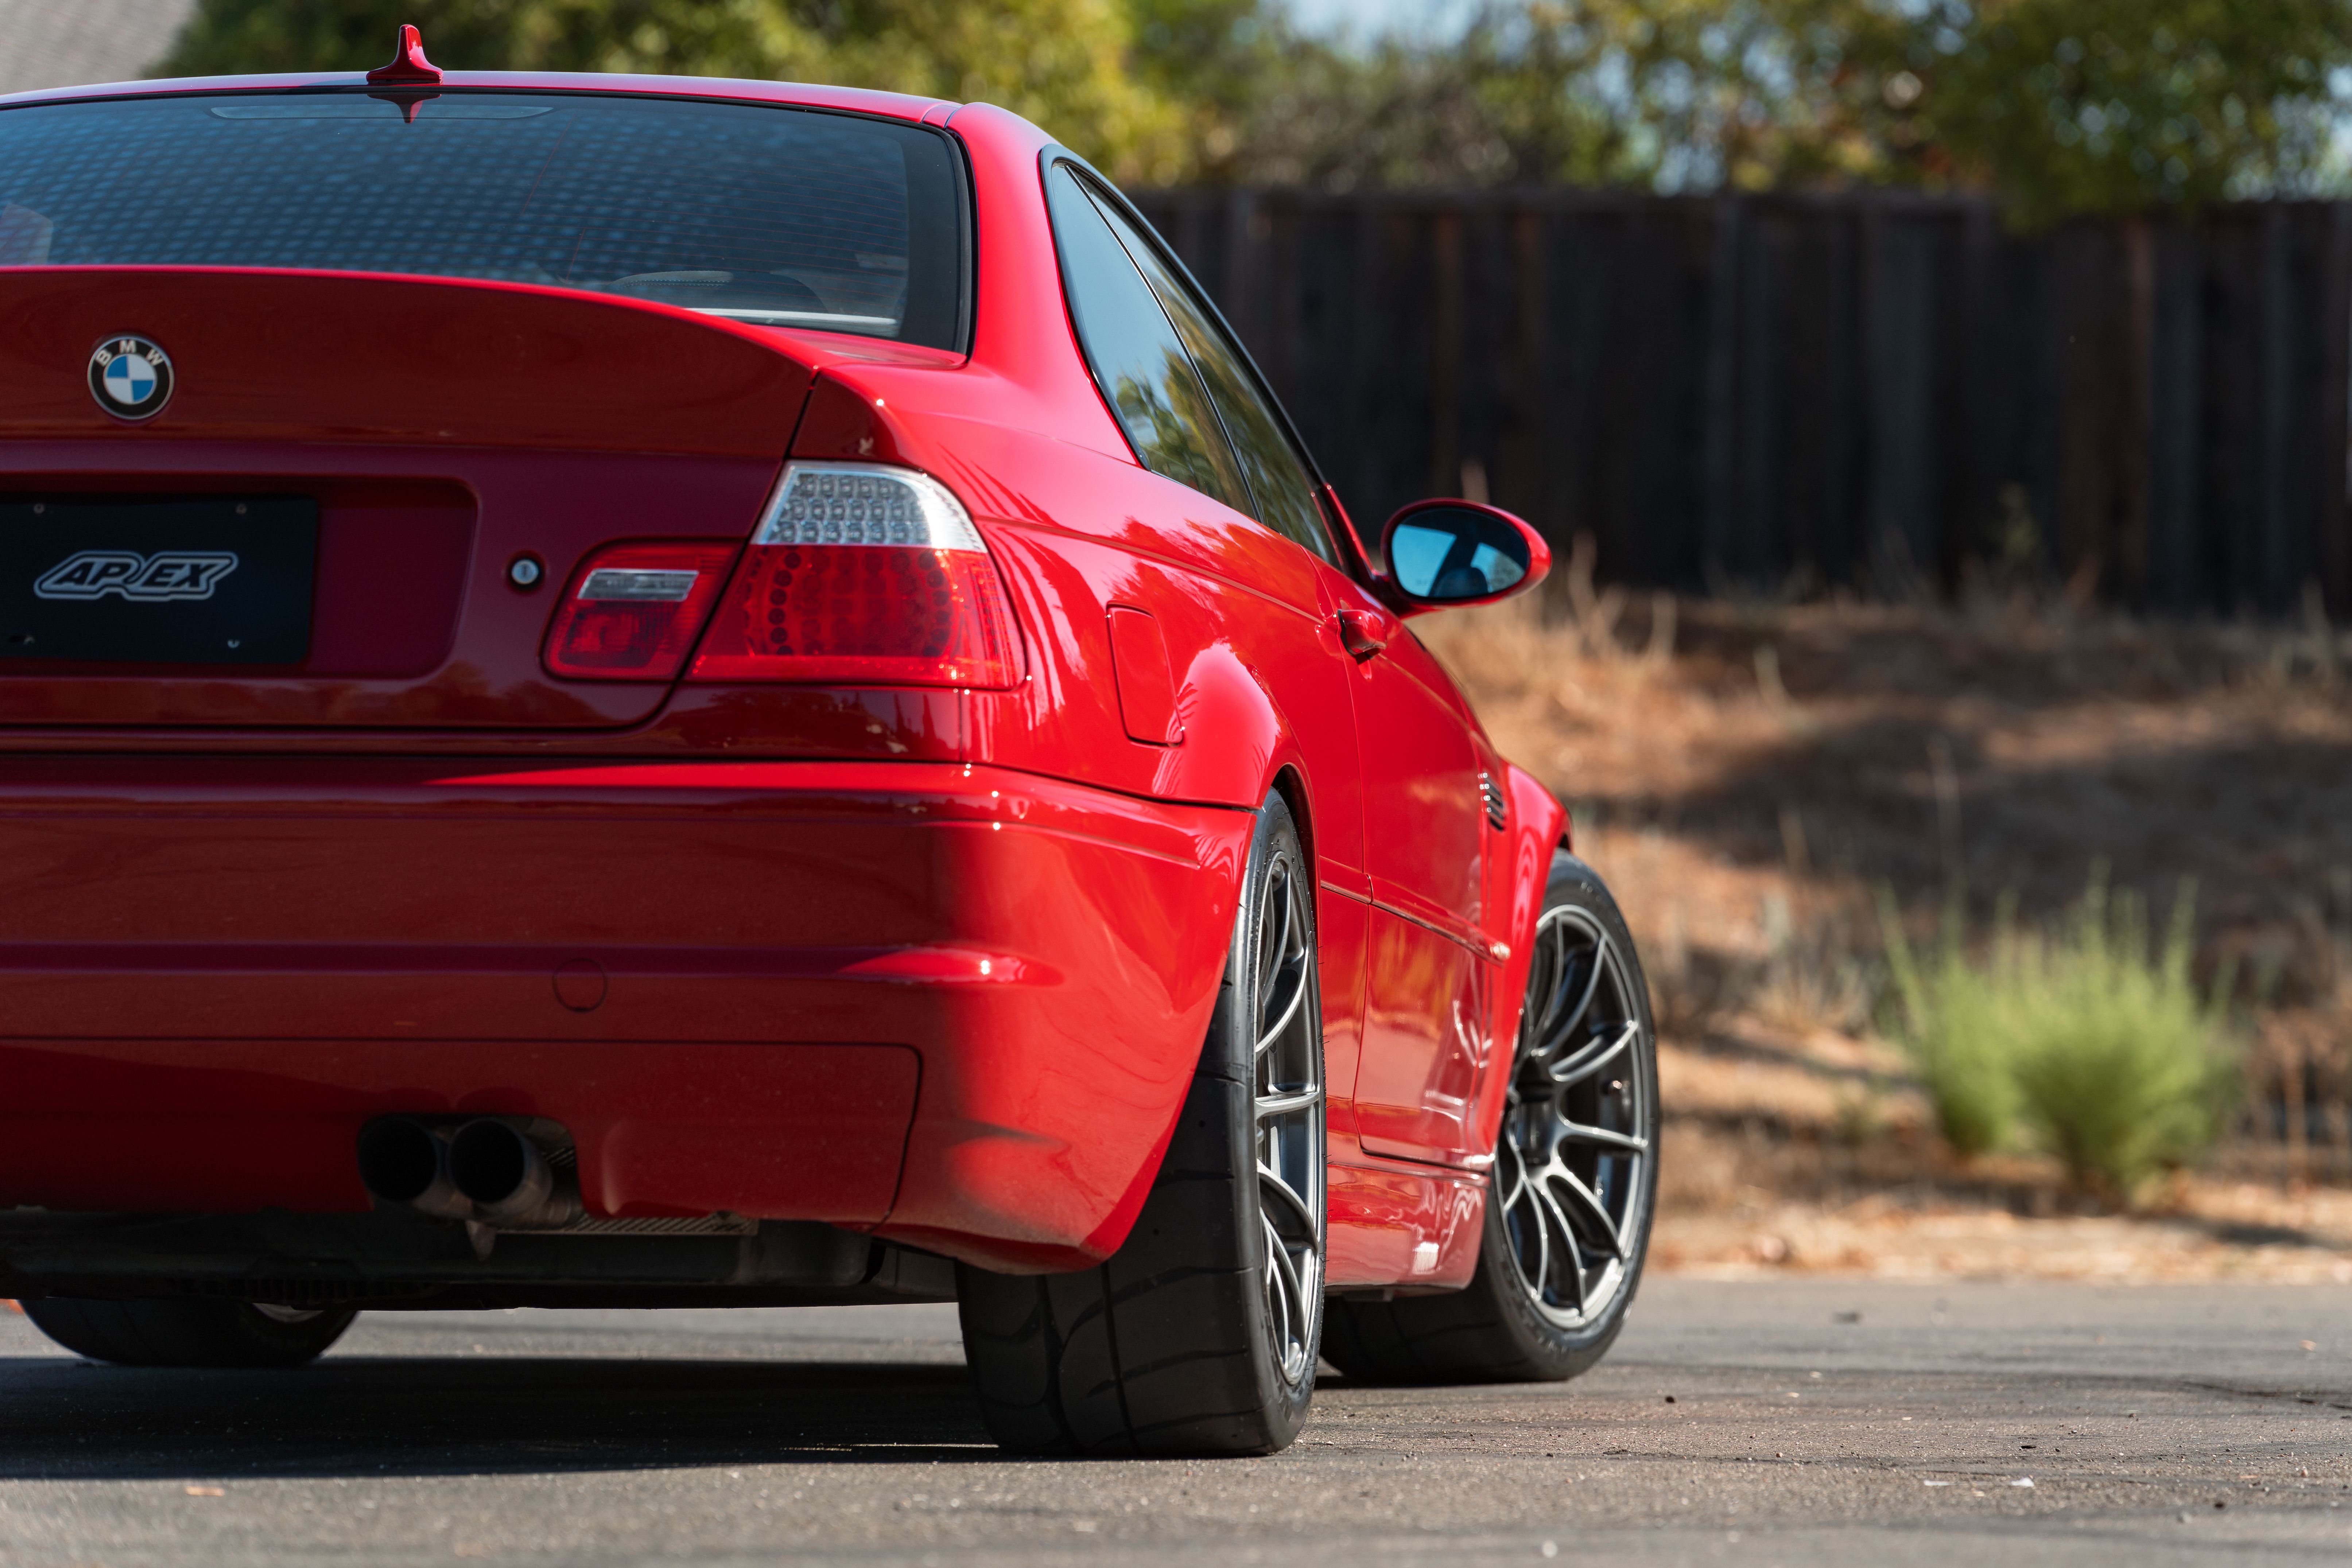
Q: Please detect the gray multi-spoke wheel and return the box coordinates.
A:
[1253,841,1325,1388]
[1497,899,1652,1332]
[959,791,1325,1453]
[1324,850,1657,1383]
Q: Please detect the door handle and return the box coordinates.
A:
[1335,608,1392,661]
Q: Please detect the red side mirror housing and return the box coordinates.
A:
[1377,500,1551,616]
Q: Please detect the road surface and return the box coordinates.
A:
[0,1277,2345,1565]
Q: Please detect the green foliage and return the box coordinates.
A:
[1210,2,1780,190]
[1879,887,2022,1159]
[2002,877,2241,1196]
[163,0,785,78]
[1216,0,2352,216]
[151,0,2352,211]
[1880,872,2240,1198]
[157,0,1190,183]
[1796,0,2352,222]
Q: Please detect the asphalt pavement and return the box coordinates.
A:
[0,1276,2345,1566]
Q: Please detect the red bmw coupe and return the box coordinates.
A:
[0,28,1658,1455]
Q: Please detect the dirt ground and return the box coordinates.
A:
[1421,571,2352,1281]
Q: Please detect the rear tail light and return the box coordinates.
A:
[688,463,1023,688]
[542,541,736,680]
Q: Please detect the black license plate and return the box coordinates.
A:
[0,496,316,665]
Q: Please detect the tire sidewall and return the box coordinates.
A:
[1221,791,1324,1443]
[1477,851,1659,1377]
[954,790,1329,1456]
[22,1297,357,1367]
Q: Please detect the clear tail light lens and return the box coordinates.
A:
[542,541,736,680]
[688,463,1023,688]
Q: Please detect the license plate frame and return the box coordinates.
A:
[0,496,317,665]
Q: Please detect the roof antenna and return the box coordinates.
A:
[366,24,443,86]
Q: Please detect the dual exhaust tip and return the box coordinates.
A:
[357,1117,579,1228]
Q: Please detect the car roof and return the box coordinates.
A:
[0,70,955,123]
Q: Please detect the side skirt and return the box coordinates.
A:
[1324,1158,1485,1293]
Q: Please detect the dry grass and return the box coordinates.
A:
[1655,1163,2352,1282]
[1420,568,2352,1278]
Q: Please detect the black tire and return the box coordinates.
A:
[22,1298,358,1368]
[1324,850,1657,1383]
[958,791,1326,1455]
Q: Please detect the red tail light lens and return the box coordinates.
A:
[688,463,1023,688]
[542,541,736,680]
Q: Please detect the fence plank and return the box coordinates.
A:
[1129,189,2351,613]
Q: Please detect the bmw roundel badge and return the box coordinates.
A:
[87,335,174,422]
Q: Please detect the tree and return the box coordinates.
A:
[1125,0,1285,179]
[1218,2,1829,191]
[1819,0,2352,220]
[1223,0,2352,219]
[156,0,2352,213]
[157,0,1190,183]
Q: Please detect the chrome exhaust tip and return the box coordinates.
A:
[356,1117,470,1219]
[449,1118,578,1226]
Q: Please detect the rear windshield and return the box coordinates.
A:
[0,90,968,349]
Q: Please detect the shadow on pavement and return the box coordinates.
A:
[0,1356,998,1478]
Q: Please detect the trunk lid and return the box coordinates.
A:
[0,267,813,729]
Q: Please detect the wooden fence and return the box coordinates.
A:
[1129,189,2352,614]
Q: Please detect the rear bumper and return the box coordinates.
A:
[0,758,1252,1272]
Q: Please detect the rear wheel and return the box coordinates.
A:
[22,1298,357,1368]
[958,791,1325,1454]
[1324,851,1656,1383]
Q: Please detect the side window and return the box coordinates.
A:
[1086,191,1336,565]
[1044,163,1251,513]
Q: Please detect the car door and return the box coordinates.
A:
[1070,174,1497,1168]
[1333,578,1499,1167]
[1044,163,1375,1127]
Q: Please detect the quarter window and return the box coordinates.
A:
[1045,163,1250,513]
[1084,191,1335,565]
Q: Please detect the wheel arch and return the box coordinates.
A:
[1061,748,1315,1267]
[1466,763,1572,1167]
[1265,761,1317,886]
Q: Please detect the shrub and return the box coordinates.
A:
[1880,872,2239,1197]
[1879,888,2022,1158]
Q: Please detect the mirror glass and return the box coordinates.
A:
[1387,506,1531,602]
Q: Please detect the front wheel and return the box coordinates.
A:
[958,791,1325,1454]
[1324,850,1657,1383]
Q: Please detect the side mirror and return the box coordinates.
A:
[1378,500,1551,613]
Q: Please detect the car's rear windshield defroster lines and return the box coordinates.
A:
[0,91,967,349]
